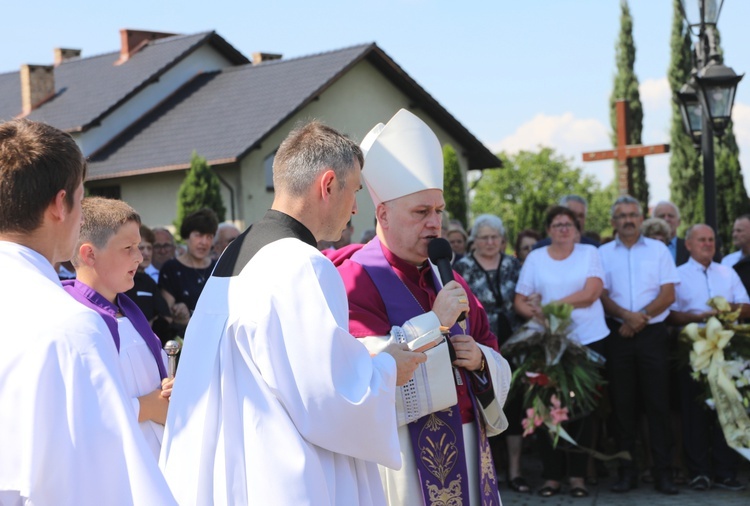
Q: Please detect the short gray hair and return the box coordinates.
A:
[272,121,363,197]
[470,214,505,241]
[653,200,681,219]
[559,194,588,211]
[610,195,642,218]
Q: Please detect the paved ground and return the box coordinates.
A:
[497,441,750,505]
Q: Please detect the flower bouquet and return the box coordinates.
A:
[501,302,605,447]
[680,296,750,455]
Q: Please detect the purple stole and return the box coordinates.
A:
[351,238,500,506]
[63,280,168,380]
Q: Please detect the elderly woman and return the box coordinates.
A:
[159,208,219,331]
[515,229,542,264]
[641,217,671,245]
[514,206,609,498]
[454,214,528,492]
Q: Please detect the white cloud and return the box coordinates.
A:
[489,112,614,187]
[639,78,671,112]
[489,102,750,208]
[489,112,609,155]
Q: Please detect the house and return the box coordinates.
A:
[0,29,500,236]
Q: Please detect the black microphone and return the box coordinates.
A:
[428,238,466,322]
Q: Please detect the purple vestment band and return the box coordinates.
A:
[351,238,500,505]
[63,280,167,379]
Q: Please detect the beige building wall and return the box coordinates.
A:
[237,59,472,241]
[90,58,475,242]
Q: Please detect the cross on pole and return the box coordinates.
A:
[582,99,669,195]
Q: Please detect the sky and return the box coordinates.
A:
[2,0,750,207]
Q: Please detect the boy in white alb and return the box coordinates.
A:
[64,197,172,459]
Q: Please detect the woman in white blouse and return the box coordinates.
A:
[514,205,609,498]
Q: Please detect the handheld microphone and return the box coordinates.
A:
[428,238,466,322]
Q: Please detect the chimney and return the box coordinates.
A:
[252,52,282,65]
[118,29,176,63]
[20,64,55,115]
[54,48,81,66]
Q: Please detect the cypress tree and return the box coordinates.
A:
[711,30,750,252]
[668,0,703,234]
[610,0,649,210]
[443,144,468,228]
[175,151,226,236]
[668,0,749,249]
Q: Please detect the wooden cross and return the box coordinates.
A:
[582,99,669,195]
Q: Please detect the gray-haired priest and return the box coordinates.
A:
[332,109,512,505]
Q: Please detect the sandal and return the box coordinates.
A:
[538,485,561,497]
[570,487,590,498]
[508,476,531,493]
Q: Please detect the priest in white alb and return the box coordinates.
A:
[159,120,427,505]
[331,109,512,505]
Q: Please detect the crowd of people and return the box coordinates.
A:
[2,111,750,506]
[437,194,750,498]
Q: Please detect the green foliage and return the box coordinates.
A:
[175,151,226,236]
[471,147,614,243]
[443,144,467,228]
[610,0,649,210]
[715,124,750,252]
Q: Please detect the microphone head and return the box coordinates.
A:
[428,237,454,263]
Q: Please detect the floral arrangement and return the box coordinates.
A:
[501,302,605,446]
[681,296,750,450]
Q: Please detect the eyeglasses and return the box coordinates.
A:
[550,222,575,230]
[153,243,175,251]
[476,235,501,242]
[613,213,641,221]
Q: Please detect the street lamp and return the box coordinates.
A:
[676,80,702,146]
[677,0,743,232]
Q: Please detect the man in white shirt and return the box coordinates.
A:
[0,119,176,505]
[599,195,680,495]
[668,224,750,492]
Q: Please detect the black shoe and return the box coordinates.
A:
[689,475,710,491]
[655,475,679,495]
[713,477,746,491]
[611,473,637,493]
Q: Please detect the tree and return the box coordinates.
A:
[711,30,750,252]
[668,0,704,236]
[443,144,467,228]
[471,147,614,244]
[668,0,749,250]
[610,0,649,210]
[175,151,226,235]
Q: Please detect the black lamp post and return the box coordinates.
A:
[677,0,743,232]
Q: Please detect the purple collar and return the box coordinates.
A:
[63,279,167,379]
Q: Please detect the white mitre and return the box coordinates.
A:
[360,109,443,206]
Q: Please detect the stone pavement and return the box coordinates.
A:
[497,444,750,505]
[501,479,750,506]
